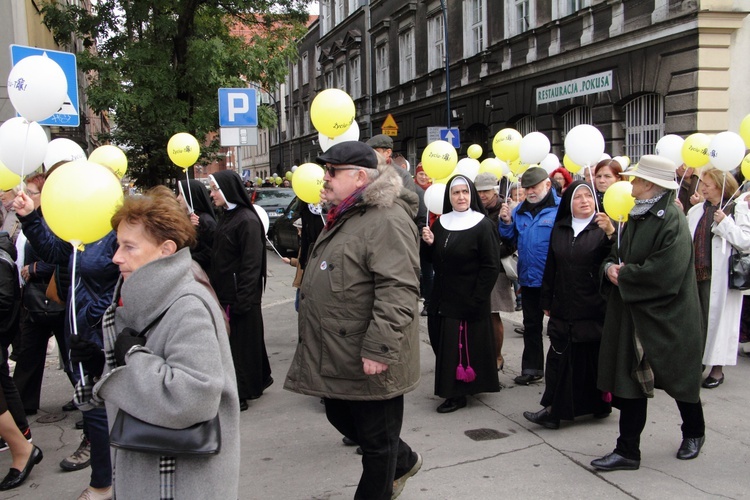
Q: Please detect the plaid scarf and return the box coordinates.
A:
[632,327,654,398]
[693,203,718,282]
[629,191,667,217]
[325,186,366,230]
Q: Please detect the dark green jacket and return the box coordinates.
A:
[598,191,702,402]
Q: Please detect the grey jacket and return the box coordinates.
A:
[284,164,421,400]
[93,248,240,498]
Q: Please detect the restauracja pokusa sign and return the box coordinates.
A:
[536,71,613,105]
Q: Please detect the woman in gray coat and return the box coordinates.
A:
[74,186,240,499]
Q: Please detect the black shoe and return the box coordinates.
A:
[676,436,705,460]
[514,327,525,335]
[239,400,249,412]
[420,308,428,317]
[75,419,84,430]
[514,374,543,385]
[436,396,467,414]
[590,452,640,471]
[342,436,357,446]
[0,445,43,491]
[523,408,560,429]
[263,377,274,390]
[62,400,77,412]
[515,304,523,311]
[701,375,724,389]
[355,446,363,456]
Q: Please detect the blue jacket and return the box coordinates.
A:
[18,210,119,348]
[498,191,560,287]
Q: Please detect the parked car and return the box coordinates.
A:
[252,187,296,231]
[270,196,302,257]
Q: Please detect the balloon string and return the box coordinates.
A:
[266,236,284,260]
[678,169,688,191]
[588,164,600,212]
[721,180,747,210]
[70,244,87,384]
[719,173,727,211]
[185,169,195,214]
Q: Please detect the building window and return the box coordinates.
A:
[464,0,487,58]
[399,28,415,84]
[375,43,389,92]
[303,102,310,135]
[515,115,535,136]
[562,106,592,139]
[349,56,361,99]
[336,64,346,91]
[302,53,309,85]
[320,1,331,36]
[427,14,445,72]
[293,106,300,138]
[623,94,664,163]
[348,0,358,14]
[292,63,299,90]
[553,0,586,19]
[507,0,533,36]
[324,71,333,89]
[335,0,345,24]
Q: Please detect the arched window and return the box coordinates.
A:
[623,94,664,163]
[514,115,535,136]
[562,106,592,140]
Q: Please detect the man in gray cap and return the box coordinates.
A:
[366,134,394,162]
[499,167,559,385]
[284,141,423,499]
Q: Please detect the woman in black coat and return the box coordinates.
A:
[523,181,615,429]
[177,179,217,273]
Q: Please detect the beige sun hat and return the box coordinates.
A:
[620,154,678,190]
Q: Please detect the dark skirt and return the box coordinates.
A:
[540,334,610,421]
[434,315,500,399]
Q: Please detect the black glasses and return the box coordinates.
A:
[325,165,362,177]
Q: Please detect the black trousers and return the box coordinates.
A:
[228,304,271,400]
[324,396,416,500]
[520,286,544,376]
[0,346,28,431]
[614,396,705,460]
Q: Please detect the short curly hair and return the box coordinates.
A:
[111,186,196,250]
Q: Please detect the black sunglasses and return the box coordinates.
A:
[325,165,362,177]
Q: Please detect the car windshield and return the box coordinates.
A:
[254,189,295,207]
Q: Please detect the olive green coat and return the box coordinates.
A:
[284,164,421,400]
[598,192,703,402]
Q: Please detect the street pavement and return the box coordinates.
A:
[2,249,750,499]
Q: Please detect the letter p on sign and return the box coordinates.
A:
[218,88,258,127]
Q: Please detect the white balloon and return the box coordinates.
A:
[424,183,446,215]
[612,156,630,169]
[455,158,480,181]
[497,158,510,176]
[44,138,86,170]
[540,153,560,174]
[564,124,605,168]
[519,132,551,164]
[600,153,611,161]
[253,204,270,234]
[7,54,68,123]
[319,121,360,152]
[708,131,746,172]
[291,165,298,172]
[654,134,684,168]
[0,118,49,175]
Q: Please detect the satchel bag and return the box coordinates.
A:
[23,280,65,325]
[108,294,221,456]
[729,249,750,291]
[500,252,519,281]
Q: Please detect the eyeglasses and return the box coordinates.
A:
[209,185,220,192]
[325,165,362,178]
[25,189,40,196]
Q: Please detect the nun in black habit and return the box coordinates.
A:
[177,179,217,273]
[421,175,502,413]
[208,170,271,410]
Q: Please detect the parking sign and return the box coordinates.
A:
[218,88,258,127]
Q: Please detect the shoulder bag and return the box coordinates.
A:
[729,248,750,292]
[500,252,519,281]
[108,294,222,456]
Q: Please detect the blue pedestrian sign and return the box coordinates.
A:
[439,127,460,148]
[10,45,79,127]
[218,88,258,127]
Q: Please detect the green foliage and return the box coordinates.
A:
[41,0,310,187]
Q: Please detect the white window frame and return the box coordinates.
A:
[349,56,361,99]
[324,71,333,89]
[348,0,358,14]
[506,0,534,37]
[427,14,445,72]
[375,43,390,92]
[336,64,346,91]
[320,1,332,36]
[399,28,415,84]
[623,94,664,163]
[303,103,310,135]
[301,52,309,85]
[335,0,345,24]
[292,63,299,90]
[463,0,487,58]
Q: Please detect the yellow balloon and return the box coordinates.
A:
[478,158,504,178]
[563,154,582,174]
[603,181,635,222]
[492,128,522,162]
[741,114,750,149]
[0,161,21,191]
[467,144,483,159]
[741,153,750,181]
[89,145,127,179]
[310,89,355,139]
[421,140,458,179]
[508,159,527,175]
[506,173,518,184]
[167,133,200,169]
[292,163,325,204]
[682,133,710,168]
[285,171,293,180]
[41,161,123,244]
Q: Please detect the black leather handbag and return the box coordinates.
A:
[729,249,750,290]
[109,411,221,456]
